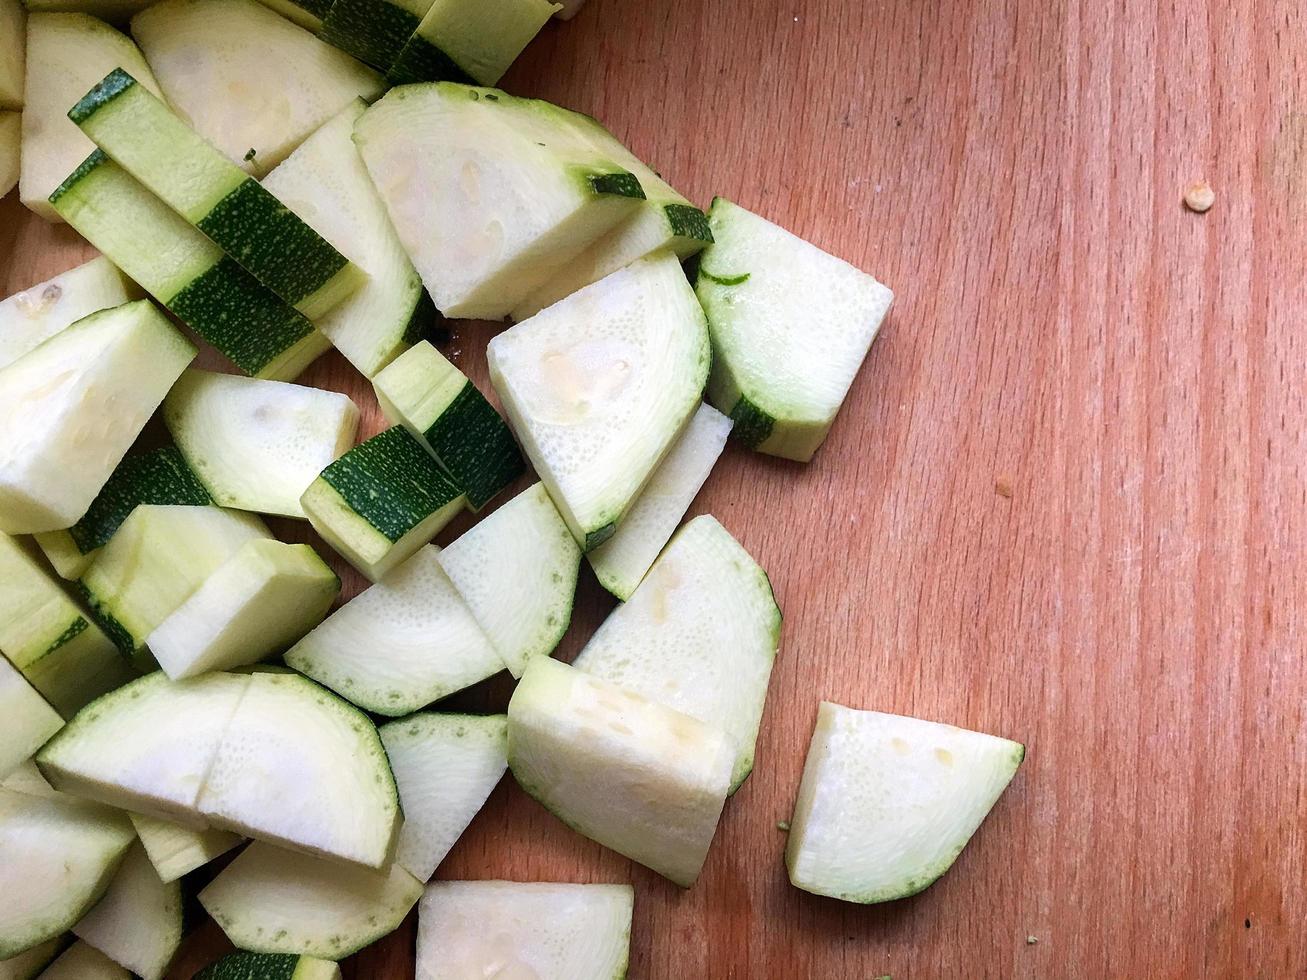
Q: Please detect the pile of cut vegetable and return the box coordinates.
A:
[0,0,1026,975]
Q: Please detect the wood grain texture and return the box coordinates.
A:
[3,0,1305,975]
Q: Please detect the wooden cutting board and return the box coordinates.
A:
[4,0,1304,975]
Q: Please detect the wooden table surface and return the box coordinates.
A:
[4,0,1306,976]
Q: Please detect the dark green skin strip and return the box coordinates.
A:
[729,395,776,449]
[67,67,135,125]
[195,950,301,980]
[403,285,437,345]
[386,34,476,86]
[424,382,525,510]
[74,582,136,656]
[196,180,349,308]
[322,0,423,70]
[700,269,750,286]
[68,445,212,553]
[48,147,108,205]
[664,203,713,243]
[296,0,334,17]
[320,426,464,542]
[43,617,88,657]
[585,521,616,552]
[588,171,646,199]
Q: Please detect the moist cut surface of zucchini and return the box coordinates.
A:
[0,257,135,371]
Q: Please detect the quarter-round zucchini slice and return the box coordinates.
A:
[70,841,182,980]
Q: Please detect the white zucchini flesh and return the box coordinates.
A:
[417,881,632,980]
[164,370,360,520]
[586,404,731,599]
[0,300,195,534]
[149,539,339,680]
[19,13,163,221]
[378,713,507,881]
[262,99,429,379]
[197,672,400,869]
[199,841,423,960]
[0,257,137,371]
[507,658,735,888]
[437,483,580,677]
[128,812,242,884]
[286,545,504,716]
[0,937,62,980]
[0,112,16,200]
[71,842,181,980]
[0,0,20,110]
[35,941,129,980]
[0,760,54,799]
[488,251,710,550]
[131,0,384,174]
[196,951,342,979]
[785,703,1025,903]
[0,658,64,780]
[0,787,134,959]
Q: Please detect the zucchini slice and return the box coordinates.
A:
[33,941,128,979]
[786,703,1025,903]
[508,659,735,887]
[197,951,342,980]
[301,426,465,583]
[0,299,195,534]
[386,0,559,87]
[320,0,433,71]
[377,712,507,881]
[574,515,780,791]
[0,787,134,958]
[488,251,710,549]
[0,937,62,980]
[198,672,400,868]
[355,83,646,319]
[132,0,384,174]
[0,257,137,371]
[0,112,16,199]
[128,812,242,883]
[0,659,64,780]
[695,198,895,461]
[70,842,182,980]
[285,545,504,716]
[373,340,524,510]
[198,841,423,959]
[164,370,360,519]
[19,12,161,221]
[51,153,330,380]
[0,0,20,111]
[586,404,731,599]
[149,539,339,680]
[437,483,579,677]
[417,881,632,980]
[263,100,431,378]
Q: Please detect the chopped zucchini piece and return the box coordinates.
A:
[0,0,20,110]
[417,881,632,980]
[377,712,506,880]
[355,83,646,319]
[34,941,127,979]
[164,370,359,519]
[252,0,329,32]
[286,545,503,716]
[302,426,465,583]
[71,842,181,980]
[586,404,731,599]
[320,0,434,71]
[0,112,17,198]
[0,659,64,779]
[695,198,895,461]
[263,100,432,378]
[0,936,62,980]
[387,0,559,87]
[149,539,339,680]
[0,299,195,534]
[437,483,579,677]
[0,257,137,371]
[199,841,423,959]
[128,812,242,883]
[197,951,342,980]
[373,340,524,510]
[489,251,709,549]
[785,703,1025,903]
[132,0,384,174]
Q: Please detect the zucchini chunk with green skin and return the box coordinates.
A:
[286,546,504,716]
[586,404,731,600]
[417,881,632,980]
[0,0,20,111]
[71,842,182,980]
[34,941,128,979]
[164,370,360,519]
[128,812,242,884]
[132,0,384,175]
[73,70,366,319]
[252,0,330,32]
[0,299,195,534]
[507,658,734,887]
[0,936,63,980]
[0,532,127,718]
[695,198,895,461]
[437,483,580,677]
[36,671,253,825]
[198,673,401,869]
[785,703,1025,903]
[0,257,137,371]
[355,83,646,319]
[302,426,466,583]
[263,100,432,379]
[374,341,525,510]
[149,540,340,680]
[0,659,64,780]
[378,713,507,881]
[0,112,17,199]
[196,951,342,980]
[320,0,435,72]
[386,0,560,87]
[19,13,162,221]
[575,515,780,792]
[51,153,330,380]
[0,787,134,959]
[199,841,423,959]
[489,251,710,550]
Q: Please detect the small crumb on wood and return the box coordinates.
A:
[1026,935,1039,945]
[995,476,1014,498]
[1184,180,1215,213]
[776,820,791,832]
